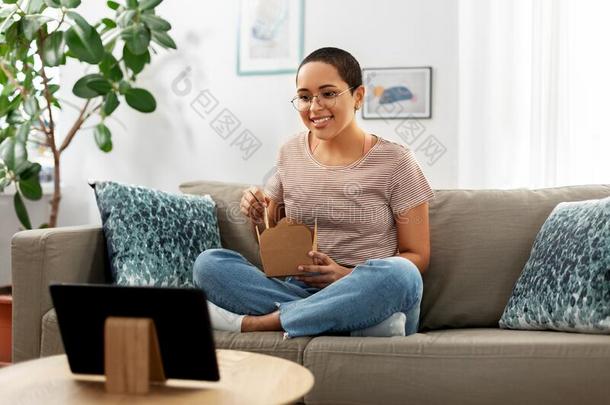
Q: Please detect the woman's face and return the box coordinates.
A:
[295,62,364,140]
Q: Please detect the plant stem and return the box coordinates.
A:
[58,99,90,153]
[49,11,66,35]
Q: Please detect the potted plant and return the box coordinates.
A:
[0,0,176,228]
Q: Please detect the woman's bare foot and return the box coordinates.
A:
[241,310,282,332]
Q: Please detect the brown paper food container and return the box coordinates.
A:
[257,217,317,277]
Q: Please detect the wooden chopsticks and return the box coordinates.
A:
[250,191,268,244]
[250,191,318,253]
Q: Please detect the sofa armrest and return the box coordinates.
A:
[11,225,108,362]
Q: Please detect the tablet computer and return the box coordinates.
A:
[49,283,219,381]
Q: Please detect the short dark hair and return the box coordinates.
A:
[297,47,362,93]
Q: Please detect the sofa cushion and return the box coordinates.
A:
[500,196,610,333]
[212,330,312,365]
[303,328,610,405]
[180,180,262,268]
[93,181,222,286]
[422,185,610,330]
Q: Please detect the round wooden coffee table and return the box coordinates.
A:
[0,349,314,404]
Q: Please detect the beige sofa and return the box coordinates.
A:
[11,181,610,405]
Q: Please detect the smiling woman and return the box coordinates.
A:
[192,47,435,340]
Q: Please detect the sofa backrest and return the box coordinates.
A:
[180,181,610,330]
[422,185,610,330]
[180,180,263,268]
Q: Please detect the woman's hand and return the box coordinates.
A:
[295,251,353,289]
[240,186,270,225]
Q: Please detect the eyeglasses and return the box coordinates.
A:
[290,87,354,112]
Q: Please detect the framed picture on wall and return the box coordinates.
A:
[362,67,432,119]
[237,0,305,76]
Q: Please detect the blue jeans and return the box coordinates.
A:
[192,248,423,339]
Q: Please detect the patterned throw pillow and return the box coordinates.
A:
[499,197,610,334]
[92,181,222,287]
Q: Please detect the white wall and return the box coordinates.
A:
[0,0,458,284]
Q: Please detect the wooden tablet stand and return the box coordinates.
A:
[104,317,166,394]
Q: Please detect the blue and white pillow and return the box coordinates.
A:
[92,181,222,287]
[499,196,610,334]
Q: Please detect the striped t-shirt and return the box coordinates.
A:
[264,131,435,268]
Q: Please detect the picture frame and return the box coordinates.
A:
[362,67,432,119]
[237,0,305,76]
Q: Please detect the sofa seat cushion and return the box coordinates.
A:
[303,328,610,405]
[40,309,312,365]
[212,330,312,365]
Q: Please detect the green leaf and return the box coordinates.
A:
[126,0,138,8]
[94,122,112,152]
[103,37,117,53]
[139,0,162,11]
[15,122,30,142]
[24,96,39,116]
[60,0,80,7]
[140,14,170,31]
[48,84,60,94]
[106,0,119,10]
[0,6,16,17]
[19,174,43,200]
[7,94,22,110]
[102,92,119,116]
[16,161,41,179]
[65,11,104,64]
[125,88,156,112]
[6,108,24,124]
[87,78,112,94]
[72,74,111,98]
[99,52,123,81]
[3,0,18,4]
[26,0,46,13]
[118,80,130,94]
[151,30,176,49]
[0,136,27,170]
[39,223,49,229]
[21,15,51,41]
[44,0,61,8]
[101,18,116,29]
[0,137,15,169]
[121,23,150,55]
[122,44,148,74]
[117,9,136,28]
[4,20,21,47]
[0,126,15,144]
[0,95,9,117]
[14,192,32,229]
[41,30,65,66]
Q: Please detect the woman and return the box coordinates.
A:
[193,47,434,339]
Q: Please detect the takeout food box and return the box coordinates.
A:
[256,217,317,277]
